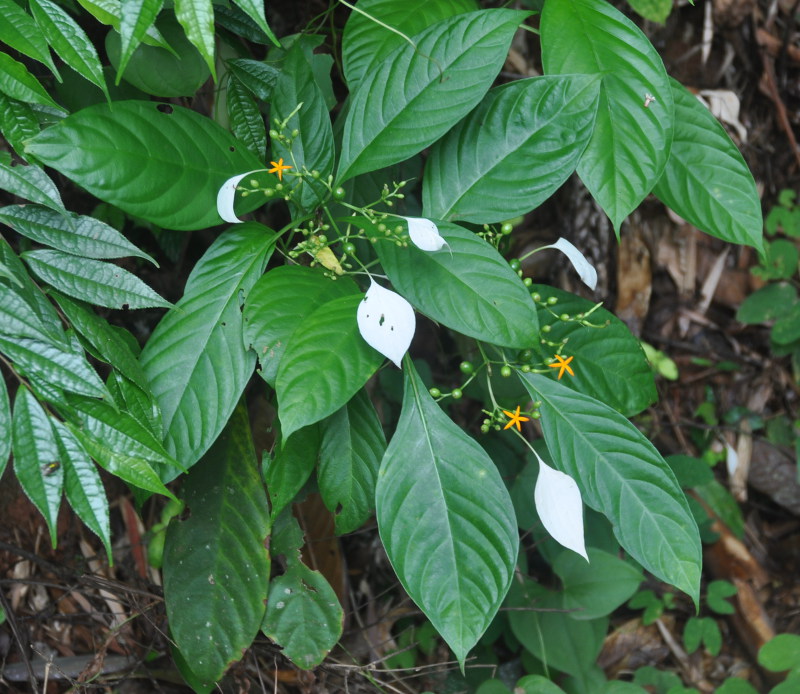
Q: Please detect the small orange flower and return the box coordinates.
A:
[268,158,292,181]
[549,354,574,380]
[503,405,530,432]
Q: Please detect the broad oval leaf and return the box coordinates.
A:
[376,363,518,667]
[519,372,701,606]
[25,100,264,230]
[0,157,65,212]
[423,74,601,223]
[337,9,530,183]
[377,221,539,348]
[174,0,216,78]
[541,0,673,232]
[140,224,275,474]
[653,78,763,251]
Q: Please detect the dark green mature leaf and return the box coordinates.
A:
[541,0,673,232]
[653,79,763,251]
[76,0,171,49]
[737,283,798,323]
[0,0,60,75]
[141,225,274,474]
[423,75,601,223]
[0,52,62,110]
[0,377,11,479]
[174,0,216,78]
[226,78,265,160]
[341,0,478,91]
[376,362,518,667]
[26,101,263,230]
[318,389,386,534]
[164,404,270,687]
[337,9,530,182]
[0,92,40,158]
[0,157,65,212]
[377,221,539,347]
[264,425,320,522]
[107,372,163,439]
[531,285,656,416]
[12,386,62,546]
[230,0,279,46]
[519,373,701,605]
[276,294,384,441]
[117,0,164,82]
[0,281,66,346]
[244,265,359,386]
[23,250,171,310]
[226,59,279,101]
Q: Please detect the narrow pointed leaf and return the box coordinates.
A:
[376,363,518,666]
[174,0,216,79]
[0,157,65,213]
[0,52,62,110]
[226,78,266,159]
[230,0,279,46]
[548,238,598,290]
[227,59,280,101]
[356,280,415,368]
[76,0,172,49]
[0,0,60,75]
[0,378,11,479]
[118,0,164,82]
[0,93,40,158]
[264,425,320,522]
[0,282,67,345]
[107,372,164,440]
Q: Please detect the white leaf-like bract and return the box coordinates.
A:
[405,216,448,252]
[533,451,588,560]
[357,280,415,368]
[549,238,597,291]
[216,169,266,224]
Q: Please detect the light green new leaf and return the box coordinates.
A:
[140,225,275,475]
[0,93,40,159]
[341,0,478,91]
[519,373,702,605]
[376,362,518,667]
[0,205,156,264]
[377,222,539,348]
[226,77,265,160]
[23,250,171,310]
[0,0,60,76]
[174,0,216,79]
[230,0,279,46]
[653,79,763,251]
[627,0,672,23]
[319,389,386,534]
[117,0,164,83]
[0,52,62,110]
[264,425,320,522]
[29,0,110,102]
[12,386,62,546]
[0,377,11,479]
[0,156,65,213]
[52,420,112,560]
[164,404,270,687]
[337,9,530,182]
[25,101,263,230]
[541,0,673,232]
[423,75,601,223]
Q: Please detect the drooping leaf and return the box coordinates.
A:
[0,377,12,479]
[117,0,164,83]
[25,101,263,230]
[226,77,266,160]
[423,74,601,223]
[405,216,448,251]
[230,0,279,46]
[337,9,530,182]
[174,0,216,78]
[376,362,518,667]
[0,157,65,213]
[264,425,320,522]
[0,51,62,110]
[0,92,40,158]
[164,403,270,686]
[0,0,60,75]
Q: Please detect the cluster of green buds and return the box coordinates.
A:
[477,220,515,249]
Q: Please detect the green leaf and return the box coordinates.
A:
[227,59,280,101]
[25,100,263,230]
[174,0,216,79]
[519,373,702,605]
[693,479,745,539]
[229,0,279,46]
[264,425,320,522]
[0,205,156,264]
[377,221,539,348]
[337,9,530,182]
[530,285,656,416]
[12,386,62,546]
[107,371,163,439]
[0,0,60,75]
[376,362,518,666]
[52,419,111,560]
[706,579,737,615]
[683,616,721,656]
[0,377,10,478]
[0,281,66,347]
[626,0,672,23]
[0,157,66,213]
[164,403,270,686]
[226,77,265,160]
[23,250,171,310]
[276,294,384,441]
[759,634,800,672]
[0,51,63,110]
[117,0,164,83]
[318,389,386,534]
[515,675,569,694]
[541,0,673,232]
[141,225,275,474]
[664,454,714,488]
[423,74,601,223]
[715,678,759,694]
[29,0,110,102]
[653,79,762,251]
[243,265,359,386]
[773,311,800,346]
[341,0,478,91]
[0,92,40,159]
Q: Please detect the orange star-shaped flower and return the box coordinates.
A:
[503,405,530,431]
[549,353,574,380]
[268,158,292,181]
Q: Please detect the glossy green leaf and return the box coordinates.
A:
[174,0,216,79]
[243,265,359,386]
[0,93,40,159]
[626,0,672,23]
[377,221,538,348]
[276,294,384,441]
[319,389,386,534]
[230,0,278,46]
[264,425,320,522]
[52,419,111,559]
[106,372,163,440]
[76,0,171,49]
[141,225,274,474]
[0,156,65,213]
[423,75,600,223]
[164,403,270,686]
[23,250,171,310]
[29,0,110,102]
[653,79,763,251]
[376,362,518,666]
[226,77,265,160]
[117,0,164,82]
[12,386,62,546]
[337,9,530,182]
[519,373,702,605]
[261,512,343,669]
[0,52,62,110]
[0,281,65,347]
[0,0,59,75]
[25,101,263,230]
[0,205,156,264]
[541,0,673,232]
[226,59,279,101]
[0,377,11,479]
[341,0,477,91]
[531,285,656,416]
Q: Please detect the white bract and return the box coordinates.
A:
[533,450,588,560]
[216,169,266,224]
[405,217,448,252]
[356,280,415,368]
[545,238,597,291]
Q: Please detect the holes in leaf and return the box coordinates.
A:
[156,104,173,114]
